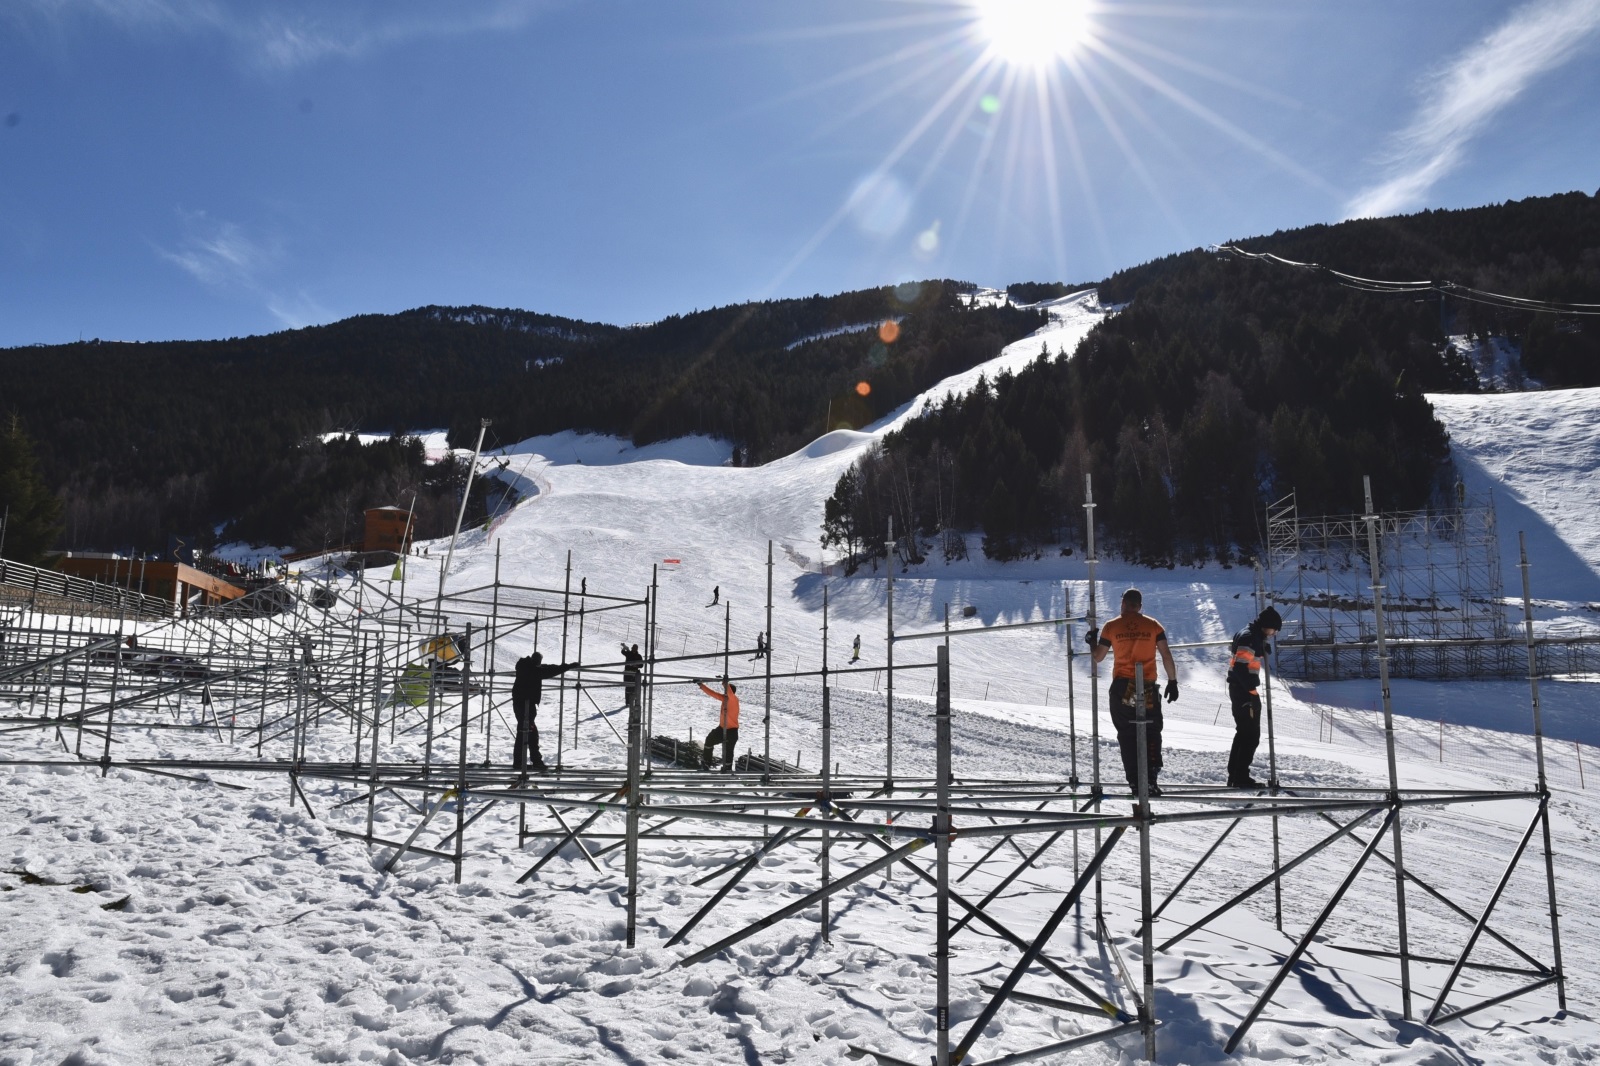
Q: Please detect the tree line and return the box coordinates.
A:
[824,190,1600,569]
[0,282,1041,556]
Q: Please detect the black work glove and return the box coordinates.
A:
[1083,626,1099,650]
[1164,679,1179,703]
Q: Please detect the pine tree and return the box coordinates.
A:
[0,415,65,564]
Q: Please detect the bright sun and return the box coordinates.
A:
[972,0,1093,68]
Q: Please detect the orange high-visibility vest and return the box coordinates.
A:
[698,681,740,729]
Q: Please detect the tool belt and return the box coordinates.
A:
[1119,681,1159,711]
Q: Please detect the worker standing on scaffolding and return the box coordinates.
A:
[1225,606,1281,788]
[1088,588,1178,795]
[694,677,739,772]
[511,650,578,774]
[621,643,644,713]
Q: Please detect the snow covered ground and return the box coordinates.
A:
[3,295,1597,1064]
[1431,387,1600,609]
[320,430,455,465]
[1446,333,1533,393]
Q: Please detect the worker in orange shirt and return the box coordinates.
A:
[1087,588,1179,795]
[695,677,740,773]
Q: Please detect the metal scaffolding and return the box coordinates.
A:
[0,478,1571,1063]
[1266,488,1600,680]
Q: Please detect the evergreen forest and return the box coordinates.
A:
[4,191,1597,566]
[822,190,1600,569]
[0,282,1041,555]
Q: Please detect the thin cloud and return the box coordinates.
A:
[8,0,557,70]
[1347,0,1600,220]
[265,290,331,331]
[157,210,322,329]
[158,212,279,290]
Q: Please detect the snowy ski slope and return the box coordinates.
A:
[3,293,1597,1065]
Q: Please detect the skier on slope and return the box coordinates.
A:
[694,677,740,773]
[850,634,861,664]
[511,649,579,773]
[1224,606,1281,789]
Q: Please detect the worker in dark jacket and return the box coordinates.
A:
[621,643,644,713]
[1225,606,1281,788]
[511,650,578,773]
[695,678,740,772]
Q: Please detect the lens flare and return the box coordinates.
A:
[848,172,913,236]
[878,320,900,344]
[856,381,872,397]
[973,0,1092,68]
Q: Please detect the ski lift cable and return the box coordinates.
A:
[1215,244,1600,315]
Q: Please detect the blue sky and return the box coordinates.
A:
[2,0,1598,347]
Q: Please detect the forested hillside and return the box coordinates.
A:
[823,190,1600,568]
[0,282,1041,554]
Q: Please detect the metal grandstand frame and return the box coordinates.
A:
[1267,487,1526,679]
[1268,487,1600,681]
[0,475,1570,1064]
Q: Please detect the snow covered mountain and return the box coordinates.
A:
[3,294,1596,1065]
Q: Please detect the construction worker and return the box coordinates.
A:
[1087,588,1178,795]
[621,643,644,713]
[511,650,579,773]
[1226,606,1282,788]
[695,677,740,772]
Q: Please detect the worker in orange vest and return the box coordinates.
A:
[695,677,740,772]
[1088,588,1178,796]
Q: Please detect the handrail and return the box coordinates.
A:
[0,557,174,619]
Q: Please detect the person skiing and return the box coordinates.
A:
[850,634,861,664]
[707,585,720,608]
[1225,606,1281,788]
[620,642,644,713]
[1087,588,1178,796]
[753,632,766,660]
[511,649,579,773]
[695,677,740,772]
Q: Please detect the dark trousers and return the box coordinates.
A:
[1228,689,1262,782]
[625,683,641,714]
[703,725,739,771]
[1108,678,1163,789]
[513,698,544,770]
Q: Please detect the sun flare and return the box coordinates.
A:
[972,0,1093,68]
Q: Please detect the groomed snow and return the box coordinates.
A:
[1431,387,1600,608]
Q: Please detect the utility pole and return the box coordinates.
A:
[885,515,896,788]
[438,419,490,605]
